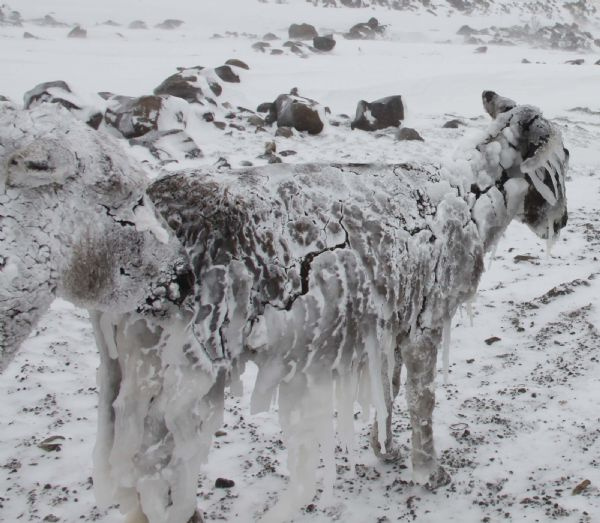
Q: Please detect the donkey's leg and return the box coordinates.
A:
[401,329,449,489]
[370,344,402,462]
[91,311,222,523]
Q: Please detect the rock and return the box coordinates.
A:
[474,46,488,53]
[396,127,424,141]
[252,41,270,52]
[565,58,585,65]
[101,20,120,27]
[154,68,206,104]
[595,59,600,65]
[484,336,501,346]
[34,15,68,28]
[213,121,227,130]
[68,26,87,38]
[24,81,103,129]
[271,49,284,55]
[215,478,235,489]
[457,25,478,36]
[443,119,464,129]
[351,95,404,132]
[522,58,531,63]
[263,32,279,41]
[23,31,38,39]
[155,19,184,30]
[128,20,147,30]
[214,430,227,437]
[214,65,240,83]
[225,58,250,70]
[105,95,168,138]
[239,160,253,166]
[0,95,10,102]
[275,126,293,138]
[572,479,591,495]
[37,435,65,452]
[280,150,297,157]
[288,23,318,40]
[267,92,324,135]
[346,17,385,40]
[247,115,265,127]
[313,35,336,52]
[131,129,203,162]
[268,155,282,164]
[257,102,273,113]
[43,515,59,522]
[482,90,516,119]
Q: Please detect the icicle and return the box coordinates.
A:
[466,299,474,327]
[546,216,556,257]
[442,316,452,385]
[487,241,499,270]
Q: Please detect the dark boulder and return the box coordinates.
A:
[68,26,87,38]
[23,81,103,129]
[442,119,465,129]
[266,91,324,135]
[288,23,318,40]
[313,35,336,51]
[257,102,273,113]
[565,58,585,65]
[225,58,250,70]
[396,127,424,141]
[252,41,270,52]
[263,32,279,41]
[105,95,165,138]
[474,46,488,53]
[23,31,38,39]
[154,68,206,104]
[155,19,184,30]
[214,65,240,83]
[351,95,404,132]
[345,17,385,40]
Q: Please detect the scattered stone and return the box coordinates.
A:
[313,35,336,51]
[572,479,591,495]
[215,65,240,83]
[38,435,65,452]
[155,19,184,30]
[265,141,276,154]
[279,150,297,157]
[239,160,253,167]
[288,23,318,40]
[24,81,103,129]
[522,58,531,63]
[351,95,404,131]
[396,127,424,141]
[257,102,273,113]
[128,20,147,30]
[252,41,270,52]
[485,336,502,346]
[475,45,488,53]
[214,430,227,437]
[101,20,120,27]
[23,31,38,39]
[266,91,324,135]
[43,515,59,522]
[271,49,285,55]
[275,126,293,138]
[565,58,585,65]
[215,478,235,488]
[213,121,227,130]
[154,67,207,104]
[33,14,68,28]
[513,254,539,263]
[268,155,282,164]
[105,95,166,138]
[225,58,250,70]
[247,115,265,127]
[263,32,279,41]
[345,17,386,40]
[67,26,87,39]
[443,119,464,129]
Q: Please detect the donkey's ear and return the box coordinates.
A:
[4,139,76,189]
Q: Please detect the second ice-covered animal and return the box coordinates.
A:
[0,91,567,522]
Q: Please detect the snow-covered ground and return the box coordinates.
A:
[2,1,600,522]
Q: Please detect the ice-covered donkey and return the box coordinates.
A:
[0,90,567,523]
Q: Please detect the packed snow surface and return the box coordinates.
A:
[1,1,600,522]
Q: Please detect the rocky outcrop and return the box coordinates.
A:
[345,17,386,39]
[288,23,318,40]
[265,90,325,135]
[351,95,404,131]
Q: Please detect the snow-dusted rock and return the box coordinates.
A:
[351,95,405,131]
[345,17,386,40]
[266,90,325,135]
[0,93,569,523]
[288,22,318,40]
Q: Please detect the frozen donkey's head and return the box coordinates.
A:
[0,102,191,371]
[471,91,568,249]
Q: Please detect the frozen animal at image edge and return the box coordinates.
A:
[0,91,568,523]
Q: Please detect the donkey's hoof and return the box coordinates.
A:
[188,510,204,523]
[424,465,451,491]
